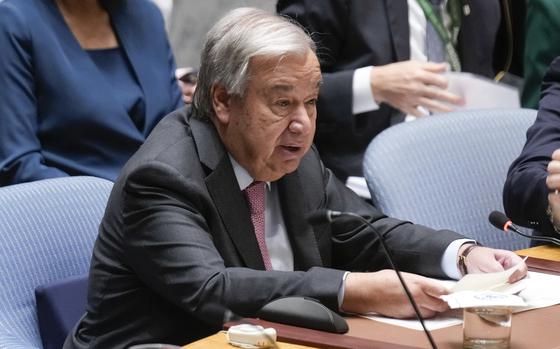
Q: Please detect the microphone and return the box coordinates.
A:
[307,209,438,349]
[488,211,560,246]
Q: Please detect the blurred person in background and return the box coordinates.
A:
[278,0,500,187]
[0,0,183,186]
[505,57,560,242]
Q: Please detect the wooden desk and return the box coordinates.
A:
[186,247,560,349]
[517,245,560,261]
[182,331,317,348]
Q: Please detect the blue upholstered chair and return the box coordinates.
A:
[0,176,112,349]
[363,109,537,250]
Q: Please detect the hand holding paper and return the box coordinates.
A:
[452,257,528,293]
[460,246,528,284]
[443,258,529,310]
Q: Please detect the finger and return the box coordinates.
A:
[420,62,448,74]
[547,160,560,175]
[496,250,524,268]
[417,97,454,114]
[421,87,465,106]
[552,149,560,161]
[545,173,560,190]
[417,293,450,313]
[422,280,450,298]
[416,70,448,89]
[401,105,425,117]
[418,306,438,319]
[508,264,528,283]
[549,192,560,208]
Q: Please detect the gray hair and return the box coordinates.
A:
[193,7,316,119]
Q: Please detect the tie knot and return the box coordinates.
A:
[244,181,265,215]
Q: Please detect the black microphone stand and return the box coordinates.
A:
[331,211,438,349]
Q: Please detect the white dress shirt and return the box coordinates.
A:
[230,155,467,302]
[352,0,451,115]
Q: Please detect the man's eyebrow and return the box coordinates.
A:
[268,84,295,92]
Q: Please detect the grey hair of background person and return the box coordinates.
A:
[192,7,316,119]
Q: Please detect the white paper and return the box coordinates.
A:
[442,291,526,309]
[451,257,527,293]
[361,309,463,331]
[444,72,520,110]
[405,72,520,122]
[517,271,560,310]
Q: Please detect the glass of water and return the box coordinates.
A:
[463,307,512,349]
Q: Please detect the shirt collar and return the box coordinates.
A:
[229,154,271,191]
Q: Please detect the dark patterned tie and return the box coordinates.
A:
[425,0,446,63]
[244,181,272,270]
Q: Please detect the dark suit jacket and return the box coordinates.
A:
[278,0,501,180]
[65,107,462,348]
[504,57,560,239]
[0,0,182,185]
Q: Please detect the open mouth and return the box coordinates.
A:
[282,145,301,153]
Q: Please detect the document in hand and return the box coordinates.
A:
[450,257,527,293]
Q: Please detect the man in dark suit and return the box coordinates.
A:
[65,8,525,348]
[504,57,560,240]
[278,0,501,182]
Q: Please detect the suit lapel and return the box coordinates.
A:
[385,0,410,61]
[278,172,323,270]
[106,1,154,134]
[190,116,265,270]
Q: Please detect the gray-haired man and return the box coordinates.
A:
[65,8,526,348]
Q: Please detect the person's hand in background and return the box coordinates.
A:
[370,60,464,116]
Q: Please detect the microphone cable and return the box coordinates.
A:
[307,209,438,349]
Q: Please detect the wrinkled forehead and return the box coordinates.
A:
[246,51,322,89]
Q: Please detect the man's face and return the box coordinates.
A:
[214,50,322,182]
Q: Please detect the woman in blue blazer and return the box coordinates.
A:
[0,0,183,185]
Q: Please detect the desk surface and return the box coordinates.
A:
[185,247,560,349]
[182,332,317,349]
[517,245,560,261]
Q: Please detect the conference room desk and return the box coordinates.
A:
[184,247,560,349]
[517,244,560,261]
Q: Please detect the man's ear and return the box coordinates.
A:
[211,84,232,125]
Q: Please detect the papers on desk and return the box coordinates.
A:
[405,72,520,122]
[361,269,560,331]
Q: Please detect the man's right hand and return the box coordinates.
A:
[341,270,449,318]
[369,60,464,116]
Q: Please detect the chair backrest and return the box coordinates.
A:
[364,108,537,250]
[0,176,113,349]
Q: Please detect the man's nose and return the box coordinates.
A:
[288,104,312,134]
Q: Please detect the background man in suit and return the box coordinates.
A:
[504,56,560,241]
[65,8,525,348]
[278,0,500,183]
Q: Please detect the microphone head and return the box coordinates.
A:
[306,209,332,226]
[488,211,510,231]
